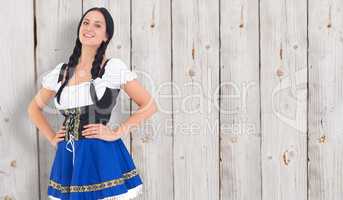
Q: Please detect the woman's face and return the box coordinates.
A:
[79,10,108,47]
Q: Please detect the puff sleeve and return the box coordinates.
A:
[102,58,138,89]
[41,62,64,92]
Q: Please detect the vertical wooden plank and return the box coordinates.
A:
[172,0,220,199]
[132,0,173,199]
[82,0,132,152]
[260,0,308,199]
[0,0,36,199]
[220,0,261,199]
[83,0,109,9]
[36,0,82,199]
[308,1,343,199]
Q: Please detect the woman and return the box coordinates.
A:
[27,7,157,200]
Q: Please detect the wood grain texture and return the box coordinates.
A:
[131,0,173,199]
[0,0,36,199]
[172,0,220,199]
[220,0,261,200]
[308,0,343,199]
[260,0,308,199]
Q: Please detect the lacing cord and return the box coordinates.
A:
[65,134,76,166]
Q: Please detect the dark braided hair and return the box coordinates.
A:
[56,7,114,104]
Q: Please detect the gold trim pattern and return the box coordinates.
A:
[63,107,81,141]
[49,169,139,193]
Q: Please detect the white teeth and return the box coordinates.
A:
[84,33,94,38]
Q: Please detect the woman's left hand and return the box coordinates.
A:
[82,123,122,141]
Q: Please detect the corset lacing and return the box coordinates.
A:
[64,107,81,166]
[55,58,112,166]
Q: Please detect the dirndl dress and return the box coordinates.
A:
[41,58,144,200]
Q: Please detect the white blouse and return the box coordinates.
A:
[41,58,137,110]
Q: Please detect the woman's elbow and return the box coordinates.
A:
[27,102,35,120]
[144,98,158,116]
[27,101,34,115]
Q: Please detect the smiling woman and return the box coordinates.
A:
[27,6,157,200]
[79,13,108,46]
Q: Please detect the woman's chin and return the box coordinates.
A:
[80,41,101,47]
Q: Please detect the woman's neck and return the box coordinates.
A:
[78,45,106,69]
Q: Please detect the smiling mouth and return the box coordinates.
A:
[83,33,95,38]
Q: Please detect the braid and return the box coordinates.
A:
[55,38,82,104]
[55,7,114,105]
[91,41,109,79]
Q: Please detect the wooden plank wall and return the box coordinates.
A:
[1,0,343,200]
[0,0,37,199]
[308,0,343,199]
[220,0,260,199]
[260,0,308,200]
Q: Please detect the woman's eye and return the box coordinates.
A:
[83,21,88,25]
[95,24,101,28]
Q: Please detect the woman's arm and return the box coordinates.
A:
[113,79,158,135]
[27,88,58,143]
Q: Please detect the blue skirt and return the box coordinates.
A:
[47,138,143,200]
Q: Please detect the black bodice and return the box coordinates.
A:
[54,59,120,141]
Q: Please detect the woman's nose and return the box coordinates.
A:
[85,26,92,32]
[83,24,92,31]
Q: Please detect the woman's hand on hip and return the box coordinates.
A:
[50,126,66,148]
[82,123,123,141]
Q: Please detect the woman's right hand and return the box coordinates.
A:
[50,126,66,148]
